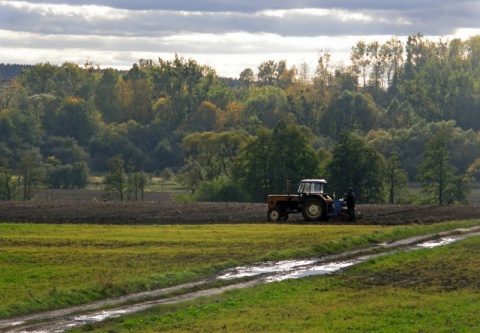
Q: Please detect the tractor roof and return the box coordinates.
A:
[300,179,327,183]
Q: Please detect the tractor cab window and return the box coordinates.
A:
[312,182,324,193]
[297,182,306,193]
[298,182,324,194]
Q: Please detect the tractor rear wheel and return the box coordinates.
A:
[267,207,282,221]
[302,198,325,221]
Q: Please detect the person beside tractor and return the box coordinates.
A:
[346,187,357,222]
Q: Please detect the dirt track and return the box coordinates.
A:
[1,201,480,225]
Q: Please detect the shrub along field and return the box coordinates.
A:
[1,220,480,332]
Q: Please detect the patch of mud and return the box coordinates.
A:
[2,226,480,333]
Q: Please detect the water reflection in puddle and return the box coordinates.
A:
[73,309,129,324]
[418,237,456,248]
[218,258,363,282]
[218,260,316,280]
[265,260,361,282]
[218,235,466,283]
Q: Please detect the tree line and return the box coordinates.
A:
[1,33,480,204]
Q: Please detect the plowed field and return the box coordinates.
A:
[1,201,480,225]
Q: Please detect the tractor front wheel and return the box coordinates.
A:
[267,207,282,221]
[302,199,325,221]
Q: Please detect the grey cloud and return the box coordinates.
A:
[11,0,477,12]
[2,0,290,12]
[0,3,471,39]
[2,0,480,77]
[0,30,311,55]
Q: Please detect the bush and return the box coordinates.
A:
[46,162,89,189]
[194,177,250,202]
[173,192,195,202]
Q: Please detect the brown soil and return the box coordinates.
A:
[1,200,480,225]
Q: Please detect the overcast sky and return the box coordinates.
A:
[1,0,480,78]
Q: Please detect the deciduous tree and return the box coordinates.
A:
[54,97,101,145]
[178,131,249,192]
[319,91,378,140]
[17,148,45,201]
[104,155,127,201]
[417,131,464,205]
[385,153,408,204]
[0,157,14,200]
[233,122,320,201]
[327,131,385,203]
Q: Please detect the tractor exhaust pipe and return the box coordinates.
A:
[286,179,291,194]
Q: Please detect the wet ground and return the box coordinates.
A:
[1,201,480,225]
[2,226,480,333]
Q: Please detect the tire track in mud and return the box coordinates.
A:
[2,226,480,333]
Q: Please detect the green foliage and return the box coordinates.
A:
[53,97,100,146]
[0,111,15,144]
[243,85,289,130]
[54,61,98,99]
[193,176,251,202]
[46,160,89,190]
[20,62,57,95]
[385,153,409,204]
[319,91,379,140]
[178,131,249,192]
[2,35,480,202]
[402,36,480,130]
[0,157,15,200]
[327,131,385,203]
[89,121,152,172]
[233,122,320,202]
[104,155,127,200]
[116,69,154,124]
[94,68,120,123]
[126,169,148,201]
[42,136,89,165]
[206,79,236,110]
[17,147,45,200]
[417,131,466,205]
[467,158,480,183]
[152,55,215,127]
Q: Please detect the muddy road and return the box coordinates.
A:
[2,226,480,333]
[1,201,480,225]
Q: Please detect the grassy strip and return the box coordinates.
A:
[0,220,479,319]
[76,235,480,333]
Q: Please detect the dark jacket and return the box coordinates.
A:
[346,190,355,208]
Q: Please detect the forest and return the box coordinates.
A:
[1,33,480,205]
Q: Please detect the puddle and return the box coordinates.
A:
[417,237,456,248]
[218,258,363,282]
[73,309,129,324]
[4,228,480,333]
[265,259,361,282]
[219,235,466,283]
[218,259,317,280]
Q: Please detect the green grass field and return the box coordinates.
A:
[1,220,480,327]
[1,223,389,318]
[84,236,480,333]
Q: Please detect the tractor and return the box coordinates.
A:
[266,179,357,222]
